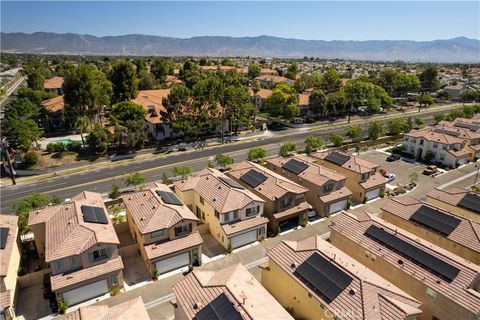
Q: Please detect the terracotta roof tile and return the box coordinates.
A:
[44,76,64,89]
[427,187,479,213]
[313,151,380,174]
[42,95,64,113]
[144,232,203,260]
[360,173,387,190]
[0,215,18,277]
[0,289,11,309]
[62,296,149,320]
[131,89,170,125]
[221,216,268,236]
[405,128,465,145]
[318,186,352,203]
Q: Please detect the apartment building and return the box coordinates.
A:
[266,155,352,216]
[330,211,480,320]
[173,168,268,250]
[28,191,124,306]
[248,88,272,108]
[427,187,480,222]
[0,215,20,319]
[123,183,203,276]
[227,161,309,232]
[435,121,480,160]
[381,196,480,264]
[262,236,422,320]
[171,263,293,320]
[311,151,386,203]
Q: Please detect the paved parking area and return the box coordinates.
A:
[16,284,51,320]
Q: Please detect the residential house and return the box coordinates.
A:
[402,129,469,167]
[312,151,386,203]
[44,76,64,94]
[381,196,480,264]
[171,263,293,320]
[28,191,124,306]
[444,84,466,99]
[0,215,20,320]
[260,68,279,76]
[262,236,422,320]
[330,211,480,320]
[254,75,295,87]
[41,95,65,131]
[131,89,172,141]
[123,183,203,276]
[248,88,272,108]
[427,187,480,222]
[266,155,352,216]
[61,297,150,320]
[227,161,309,232]
[298,93,310,117]
[173,168,268,250]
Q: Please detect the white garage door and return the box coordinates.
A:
[329,199,348,214]
[231,229,257,249]
[155,252,189,275]
[457,157,467,165]
[365,188,381,201]
[63,279,108,306]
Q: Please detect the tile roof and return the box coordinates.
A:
[62,296,149,320]
[435,122,480,140]
[172,263,293,320]
[330,212,480,315]
[28,191,119,262]
[427,187,479,210]
[313,151,380,174]
[268,237,422,320]
[44,76,64,89]
[266,155,346,187]
[131,89,170,124]
[42,95,65,113]
[228,161,308,201]
[144,232,203,260]
[248,88,273,99]
[221,216,268,236]
[405,128,465,145]
[123,183,199,234]
[254,75,292,83]
[318,186,352,203]
[51,256,123,291]
[173,168,264,214]
[298,93,310,106]
[360,173,387,190]
[273,201,310,220]
[0,214,18,277]
[0,289,11,309]
[382,196,480,253]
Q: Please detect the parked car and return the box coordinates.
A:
[380,169,387,176]
[386,154,401,162]
[384,173,396,182]
[423,165,438,175]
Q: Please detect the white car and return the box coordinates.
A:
[384,173,396,182]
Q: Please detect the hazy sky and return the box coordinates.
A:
[2,1,479,41]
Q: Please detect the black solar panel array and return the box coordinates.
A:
[282,158,309,175]
[0,227,9,250]
[240,169,268,188]
[324,152,350,166]
[365,225,460,282]
[81,205,108,224]
[219,176,245,189]
[195,293,242,320]
[156,190,183,206]
[457,193,480,214]
[295,253,353,302]
[454,122,480,132]
[410,205,461,236]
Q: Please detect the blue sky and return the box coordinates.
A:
[1,1,479,41]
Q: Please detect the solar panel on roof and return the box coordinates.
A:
[294,252,353,302]
[457,193,480,214]
[282,158,309,175]
[219,176,244,189]
[453,122,480,132]
[410,205,461,236]
[433,128,461,137]
[324,152,350,166]
[240,169,268,188]
[81,205,108,225]
[156,190,183,205]
[194,293,242,320]
[0,227,9,250]
[365,225,460,282]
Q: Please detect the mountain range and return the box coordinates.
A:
[1,32,479,63]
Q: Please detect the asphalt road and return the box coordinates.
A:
[0,77,27,115]
[0,105,461,213]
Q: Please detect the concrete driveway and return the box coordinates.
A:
[200,233,226,261]
[16,284,52,320]
[122,255,151,287]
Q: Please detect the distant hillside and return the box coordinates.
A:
[1,32,479,63]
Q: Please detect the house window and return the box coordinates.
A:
[93,248,108,261]
[151,229,164,238]
[419,140,424,145]
[246,206,258,217]
[323,184,333,193]
[224,212,230,223]
[199,196,204,205]
[175,225,189,236]
[442,144,448,150]
[55,260,63,272]
[361,173,369,181]
[233,210,239,220]
[433,143,438,149]
[112,274,119,286]
[295,194,304,200]
[282,197,291,208]
[70,256,78,267]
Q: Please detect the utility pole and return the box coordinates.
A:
[1,139,16,185]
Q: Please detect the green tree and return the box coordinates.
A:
[125,119,147,149]
[109,60,138,103]
[437,91,451,101]
[414,118,424,127]
[223,85,256,133]
[329,133,344,147]
[247,147,267,162]
[247,63,261,79]
[326,90,348,116]
[386,118,409,137]
[286,62,299,80]
[137,70,156,90]
[419,66,440,92]
[86,125,109,153]
[308,89,327,117]
[344,79,392,113]
[26,69,46,91]
[109,184,121,199]
[320,67,342,93]
[418,94,434,109]
[110,101,146,125]
[221,58,235,67]
[433,113,445,124]
[409,171,418,184]
[172,166,193,179]
[215,154,234,170]
[13,193,55,234]
[346,125,363,143]
[15,119,44,149]
[264,84,298,119]
[151,57,174,83]
[279,142,297,157]
[75,116,89,148]
[304,135,323,154]
[17,87,56,107]
[2,98,40,138]
[461,90,478,103]
[162,172,171,185]
[124,172,146,188]
[368,120,384,141]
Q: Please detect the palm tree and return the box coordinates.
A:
[75,116,89,148]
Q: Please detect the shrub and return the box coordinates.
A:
[46,142,67,154]
[152,268,159,280]
[110,287,120,296]
[299,219,307,227]
[66,141,82,152]
[346,199,352,209]
[109,184,121,200]
[23,151,39,167]
[58,299,68,314]
[227,243,233,254]
[363,196,367,204]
